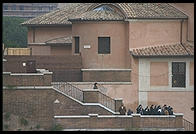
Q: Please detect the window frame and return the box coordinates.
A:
[74,36,80,54]
[171,62,186,88]
[98,37,111,54]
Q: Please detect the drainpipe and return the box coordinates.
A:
[180,19,183,44]
[180,19,190,55]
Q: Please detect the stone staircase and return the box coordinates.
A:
[52,82,122,115]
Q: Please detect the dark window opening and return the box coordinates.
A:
[12,5,16,10]
[172,62,186,87]
[4,5,8,10]
[98,37,110,54]
[74,37,79,53]
[33,28,35,43]
[19,5,24,10]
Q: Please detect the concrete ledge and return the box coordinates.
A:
[81,69,132,71]
[83,89,100,91]
[66,82,132,85]
[3,86,53,90]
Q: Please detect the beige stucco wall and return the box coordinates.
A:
[70,56,139,112]
[148,91,194,123]
[50,46,72,56]
[72,21,130,69]
[29,45,51,55]
[27,26,72,43]
[190,61,194,86]
[150,62,169,86]
[129,20,187,49]
[170,3,194,42]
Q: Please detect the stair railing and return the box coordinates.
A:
[53,82,83,102]
[183,118,194,131]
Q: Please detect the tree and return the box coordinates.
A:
[3,16,28,48]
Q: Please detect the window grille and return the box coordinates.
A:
[172,62,186,87]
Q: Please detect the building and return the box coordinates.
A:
[19,3,194,124]
[3,3,58,18]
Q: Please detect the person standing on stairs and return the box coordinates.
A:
[93,82,98,89]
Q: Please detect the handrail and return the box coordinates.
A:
[52,82,83,102]
[183,118,194,131]
[97,83,108,94]
[52,82,116,112]
[98,91,115,112]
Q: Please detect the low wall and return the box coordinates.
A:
[54,113,183,130]
[3,88,55,130]
[82,69,131,82]
[3,71,52,86]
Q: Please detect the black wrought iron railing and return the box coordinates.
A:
[183,118,194,131]
[52,82,83,102]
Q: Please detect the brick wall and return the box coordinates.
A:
[3,55,83,82]
[54,114,183,129]
[3,72,52,86]
[3,88,55,130]
[82,69,131,82]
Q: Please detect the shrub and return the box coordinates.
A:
[36,124,40,129]
[50,124,63,131]
[4,124,9,130]
[4,112,11,121]
[20,117,28,126]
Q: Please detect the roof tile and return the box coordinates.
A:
[130,43,194,57]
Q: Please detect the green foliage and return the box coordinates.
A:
[5,85,16,90]
[4,112,11,120]
[3,16,28,48]
[20,117,28,126]
[36,124,41,129]
[4,124,9,130]
[50,124,63,131]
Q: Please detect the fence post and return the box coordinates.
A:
[132,114,141,128]
[175,113,183,128]
[114,98,123,113]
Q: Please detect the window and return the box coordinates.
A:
[93,5,114,12]
[98,37,110,54]
[4,5,8,10]
[11,5,16,10]
[19,5,24,10]
[74,37,79,53]
[172,62,186,87]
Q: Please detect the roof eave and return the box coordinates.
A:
[127,17,188,20]
[131,55,194,58]
[21,24,72,27]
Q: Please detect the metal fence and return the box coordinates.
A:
[98,92,115,112]
[53,82,84,102]
[183,118,194,131]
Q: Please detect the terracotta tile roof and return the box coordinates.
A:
[68,10,124,21]
[45,36,72,44]
[118,3,187,19]
[22,3,187,26]
[22,3,93,26]
[130,43,194,57]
